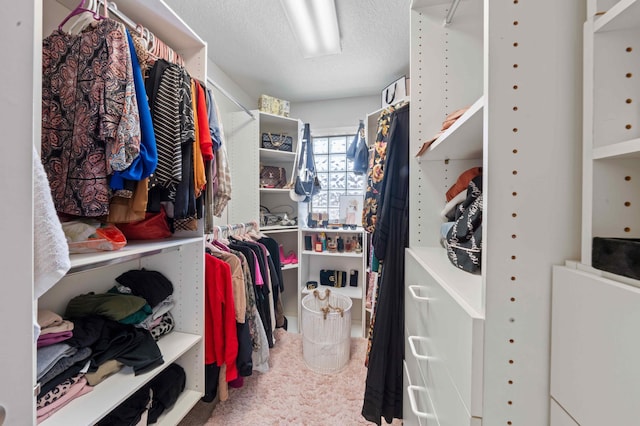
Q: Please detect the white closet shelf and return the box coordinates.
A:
[300,250,363,258]
[40,332,202,426]
[259,188,292,193]
[282,263,299,271]
[259,148,296,162]
[68,237,203,273]
[592,138,640,159]
[300,227,366,234]
[594,0,640,32]
[411,0,452,9]
[259,111,300,127]
[155,390,202,425]
[261,225,298,233]
[56,0,205,51]
[302,285,363,300]
[407,247,484,318]
[418,96,484,161]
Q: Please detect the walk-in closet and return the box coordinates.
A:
[1,0,637,425]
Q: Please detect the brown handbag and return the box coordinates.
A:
[260,165,287,188]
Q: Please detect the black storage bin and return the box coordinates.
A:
[592,237,640,280]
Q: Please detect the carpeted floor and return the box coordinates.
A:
[179,328,402,425]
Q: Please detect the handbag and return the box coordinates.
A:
[115,206,172,240]
[320,269,347,287]
[261,133,293,152]
[260,165,287,188]
[347,120,364,160]
[445,175,483,274]
[293,123,321,201]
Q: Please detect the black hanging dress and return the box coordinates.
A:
[362,103,410,425]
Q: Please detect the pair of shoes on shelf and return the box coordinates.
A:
[279,245,298,265]
[280,214,297,227]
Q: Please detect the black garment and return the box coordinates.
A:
[66,315,106,348]
[97,363,185,425]
[236,321,253,377]
[258,237,284,292]
[202,363,220,403]
[229,241,274,347]
[90,319,163,375]
[96,386,151,426]
[147,363,186,423]
[115,269,174,308]
[362,104,410,425]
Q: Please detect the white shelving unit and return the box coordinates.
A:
[0,0,208,423]
[297,228,368,338]
[39,236,206,426]
[225,110,303,333]
[551,1,640,424]
[406,0,583,425]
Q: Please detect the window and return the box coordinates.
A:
[310,134,365,223]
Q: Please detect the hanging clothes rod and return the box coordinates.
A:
[445,0,462,25]
[206,77,255,120]
[206,221,260,240]
[97,2,254,120]
[98,1,136,30]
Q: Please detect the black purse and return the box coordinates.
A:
[261,133,293,152]
[320,269,347,287]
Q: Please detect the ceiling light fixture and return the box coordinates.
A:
[280,0,341,58]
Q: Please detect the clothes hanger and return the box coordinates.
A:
[58,0,106,31]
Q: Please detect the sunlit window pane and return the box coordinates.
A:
[315,156,329,172]
[310,134,364,224]
[329,155,347,171]
[313,138,329,154]
[329,136,346,153]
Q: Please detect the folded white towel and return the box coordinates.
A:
[33,145,70,299]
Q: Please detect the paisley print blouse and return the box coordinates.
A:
[42,19,141,217]
[361,101,408,233]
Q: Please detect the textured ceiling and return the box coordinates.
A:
[163,0,411,102]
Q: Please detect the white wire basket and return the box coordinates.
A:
[301,288,352,374]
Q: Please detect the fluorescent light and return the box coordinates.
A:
[280,0,341,58]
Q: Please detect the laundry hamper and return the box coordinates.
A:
[301,289,352,374]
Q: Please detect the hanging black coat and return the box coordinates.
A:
[362,104,410,425]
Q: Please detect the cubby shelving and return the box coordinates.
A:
[407,0,583,425]
[297,227,368,338]
[551,1,640,424]
[0,0,210,423]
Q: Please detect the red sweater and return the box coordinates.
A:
[204,254,238,382]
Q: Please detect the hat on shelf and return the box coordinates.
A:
[415,106,470,157]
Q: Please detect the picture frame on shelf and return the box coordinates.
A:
[339,195,363,226]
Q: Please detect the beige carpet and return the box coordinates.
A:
[179,328,402,425]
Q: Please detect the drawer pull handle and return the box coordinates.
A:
[408,336,430,361]
[407,385,436,419]
[409,285,430,302]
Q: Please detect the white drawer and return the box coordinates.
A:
[404,360,439,426]
[551,266,640,426]
[405,248,484,417]
[405,327,476,426]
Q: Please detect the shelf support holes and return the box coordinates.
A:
[625,201,631,207]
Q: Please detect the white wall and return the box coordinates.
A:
[291,95,380,135]
[207,58,256,113]
[207,58,255,226]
